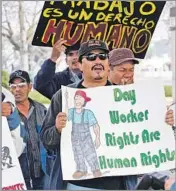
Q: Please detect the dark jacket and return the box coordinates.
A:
[20,99,48,174]
[34,59,81,99]
[40,80,137,190]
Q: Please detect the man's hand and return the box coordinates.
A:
[120,78,134,85]
[2,102,12,117]
[50,38,67,63]
[165,109,174,126]
[94,137,101,149]
[55,112,67,133]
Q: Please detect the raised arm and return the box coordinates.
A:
[34,39,67,99]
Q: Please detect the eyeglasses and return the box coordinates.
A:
[9,82,27,89]
[82,53,109,61]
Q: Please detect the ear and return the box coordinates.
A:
[65,57,69,66]
[79,62,83,72]
[107,64,110,72]
[29,83,32,91]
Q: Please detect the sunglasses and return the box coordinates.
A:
[9,82,28,89]
[82,53,109,61]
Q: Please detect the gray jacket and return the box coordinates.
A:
[40,80,137,190]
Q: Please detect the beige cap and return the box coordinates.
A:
[109,48,139,66]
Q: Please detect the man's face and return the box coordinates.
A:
[109,61,135,85]
[10,78,32,103]
[81,50,109,82]
[66,50,81,73]
[74,95,85,109]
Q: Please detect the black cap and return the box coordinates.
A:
[9,70,31,84]
[65,46,79,55]
[78,39,109,62]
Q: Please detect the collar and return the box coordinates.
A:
[64,67,81,83]
[69,70,80,83]
[75,80,112,88]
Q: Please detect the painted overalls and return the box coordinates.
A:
[70,108,99,173]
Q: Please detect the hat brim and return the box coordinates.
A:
[111,58,139,66]
[85,97,91,102]
[9,76,27,84]
[79,47,109,62]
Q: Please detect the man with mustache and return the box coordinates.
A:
[108,48,138,85]
[34,39,82,100]
[40,39,138,190]
[9,70,47,190]
[41,42,175,190]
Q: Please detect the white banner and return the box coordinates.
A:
[61,79,175,180]
[2,117,26,190]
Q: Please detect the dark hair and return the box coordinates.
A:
[65,46,78,55]
[110,65,115,71]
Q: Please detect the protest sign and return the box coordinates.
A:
[2,117,26,190]
[61,79,175,180]
[32,1,166,59]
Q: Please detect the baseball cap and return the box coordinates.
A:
[78,39,109,62]
[9,70,31,84]
[65,46,78,55]
[109,48,139,66]
[75,90,91,102]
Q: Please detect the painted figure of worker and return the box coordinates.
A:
[66,90,101,179]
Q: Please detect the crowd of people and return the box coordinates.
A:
[2,38,176,190]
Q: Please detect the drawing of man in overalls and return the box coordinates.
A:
[66,90,101,179]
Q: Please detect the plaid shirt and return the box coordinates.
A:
[19,100,42,178]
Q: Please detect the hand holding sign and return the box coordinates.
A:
[165,109,174,127]
[50,38,67,63]
[55,112,67,133]
[2,102,12,117]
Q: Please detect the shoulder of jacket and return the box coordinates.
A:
[67,80,83,88]
[30,99,47,110]
[56,67,69,75]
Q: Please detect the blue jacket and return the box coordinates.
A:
[40,80,137,190]
[34,59,82,99]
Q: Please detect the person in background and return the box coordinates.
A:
[34,38,82,100]
[9,70,47,190]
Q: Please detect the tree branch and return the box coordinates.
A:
[2,26,10,34]
[25,14,31,28]
[2,32,20,51]
[3,5,13,36]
